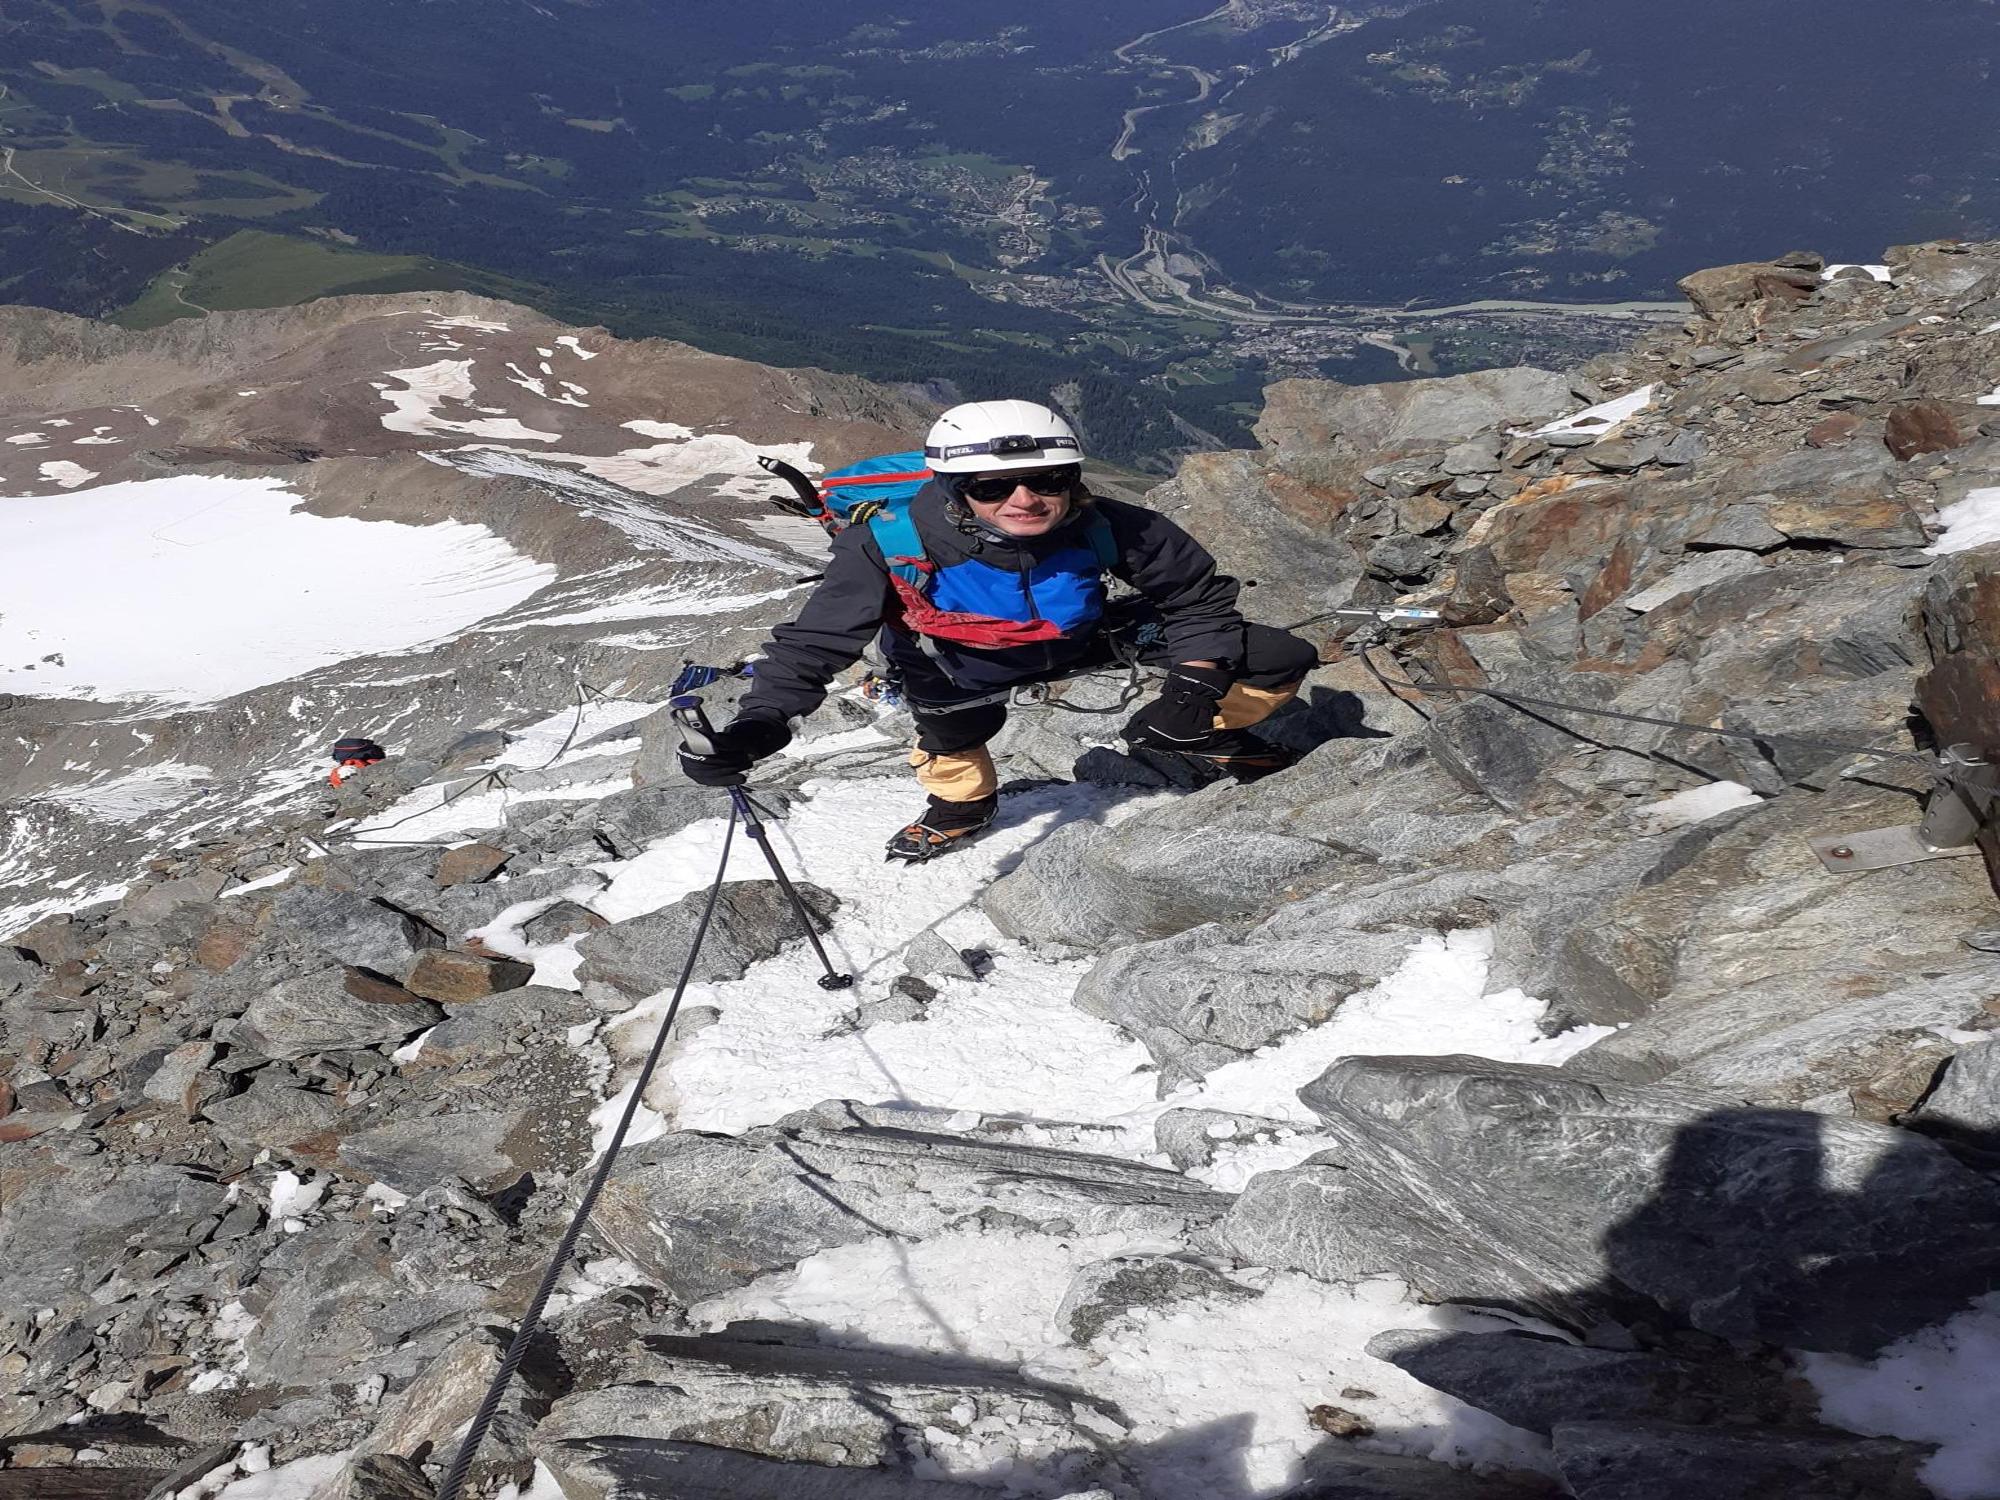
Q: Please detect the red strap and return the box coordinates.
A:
[885,574,1068,648]
[818,469,932,492]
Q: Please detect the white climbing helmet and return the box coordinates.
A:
[923,399,1083,474]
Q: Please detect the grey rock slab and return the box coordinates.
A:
[237,967,444,1060]
[1440,436,1505,476]
[139,1039,217,1111]
[1583,438,1661,473]
[1659,966,1997,1110]
[1365,1328,1807,1437]
[0,1161,229,1306]
[271,886,440,982]
[593,1117,1231,1300]
[360,1324,558,1466]
[538,1439,1002,1500]
[1653,430,1708,466]
[432,867,610,939]
[1073,916,1419,1085]
[574,879,838,1004]
[1910,1039,2000,1154]
[1256,369,1574,476]
[405,985,596,1068]
[243,1220,496,1387]
[1685,502,1788,552]
[1224,1054,2000,1355]
[200,1081,341,1151]
[1621,550,1761,612]
[1057,1256,1257,1344]
[987,747,1501,951]
[118,869,231,927]
[336,1109,528,1193]
[440,728,511,769]
[591,784,767,859]
[538,1336,1122,1485]
[1562,782,1996,1086]
[1549,1420,1933,1500]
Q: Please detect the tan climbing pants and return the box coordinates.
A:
[1214,679,1298,731]
[910,745,998,802]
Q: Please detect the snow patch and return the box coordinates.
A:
[555,336,597,359]
[1804,1293,2000,1500]
[41,764,212,823]
[0,476,555,703]
[1631,780,1762,832]
[1927,487,2000,555]
[694,1231,1547,1495]
[37,460,97,487]
[1534,385,1656,438]
[376,359,561,442]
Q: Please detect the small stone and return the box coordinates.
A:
[1585,438,1662,473]
[85,1378,133,1411]
[404,949,535,1004]
[1397,492,1457,533]
[1688,346,1742,369]
[1773,249,1825,271]
[141,1040,219,1113]
[1805,412,1865,448]
[441,729,510,769]
[1444,475,1489,502]
[522,901,608,945]
[434,844,510,887]
[1545,429,1599,448]
[1502,437,1549,467]
[1688,504,1788,554]
[1736,370,1806,405]
[903,929,979,981]
[1308,1404,1375,1439]
[1655,430,1708,466]
[1439,436,1504,476]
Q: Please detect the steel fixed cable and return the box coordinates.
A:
[432,801,741,1500]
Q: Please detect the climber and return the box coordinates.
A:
[677,399,1318,861]
[327,735,387,788]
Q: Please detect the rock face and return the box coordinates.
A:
[594,1111,1230,1300]
[1225,1055,2000,1355]
[574,880,838,1004]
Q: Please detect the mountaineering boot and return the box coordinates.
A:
[1129,728,1300,786]
[885,794,998,862]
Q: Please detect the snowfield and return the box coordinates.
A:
[0,475,556,703]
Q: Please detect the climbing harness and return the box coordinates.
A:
[435,706,848,1500]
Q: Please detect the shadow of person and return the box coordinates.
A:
[1361,1098,2000,1495]
[1604,1106,2000,1357]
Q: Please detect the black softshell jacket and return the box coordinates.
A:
[735,483,1248,723]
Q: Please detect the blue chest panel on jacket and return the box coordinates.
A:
[927,547,1105,634]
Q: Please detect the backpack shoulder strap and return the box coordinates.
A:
[864,504,931,590]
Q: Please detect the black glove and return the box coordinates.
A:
[1123,664,1233,751]
[678,714,791,787]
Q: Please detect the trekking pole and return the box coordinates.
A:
[670,695,854,992]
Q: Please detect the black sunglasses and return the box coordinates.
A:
[952,465,1080,504]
